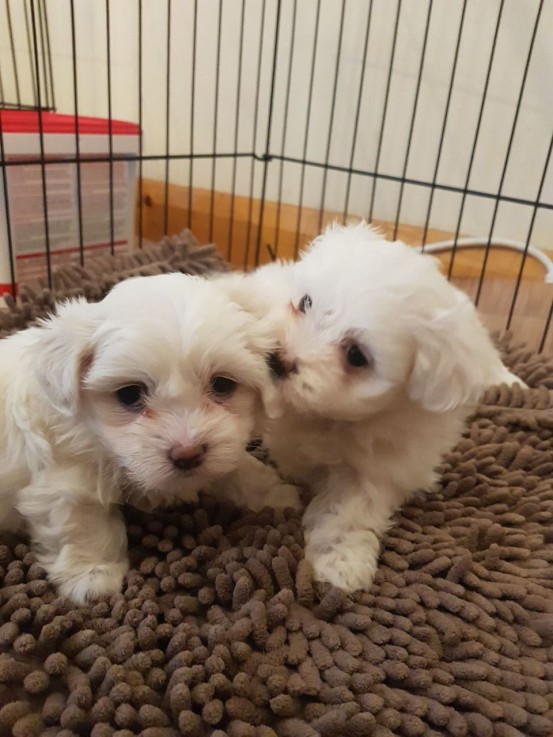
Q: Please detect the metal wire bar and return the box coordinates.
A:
[6,0,21,107]
[317,0,346,233]
[447,0,505,279]
[243,0,267,269]
[506,127,553,330]
[105,0,115,255]
[29,0,51,285]
[539,299,552,354]
[24,0,38,108]
[392,0,432,240]
[421,0,468,249]
[0,102,50,110]
[42,0,55,110]
[0,115,17,294]
[270,154,553,212]
[163,0,172,236]
[474,0,544,306]
[2,152,255,166]
[227,0,246,261]
[138,0,143,247]
[1,149,552,216]
[343,0,373,224]
[187,0,198,230]
[209,0,223,243]
[255,0,283,266]
[69,0,84,265]
[274,0,298,257]
[368,0,402,223]
[293,0,321,258]
[37,0,49,109]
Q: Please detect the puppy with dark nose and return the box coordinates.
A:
[218,222,524,592]
[0,272,300,603]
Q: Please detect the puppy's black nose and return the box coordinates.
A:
[169,443,206,472]
[268,352,297,379]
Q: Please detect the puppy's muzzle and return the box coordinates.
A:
[169,443,207,472]
[268,352,297,379]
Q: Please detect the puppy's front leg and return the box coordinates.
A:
[17,466,128,604]
[303,471,394,593]
[216,452,303,513]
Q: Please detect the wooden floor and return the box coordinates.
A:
[136,180,553,355]
[452,274,551,355]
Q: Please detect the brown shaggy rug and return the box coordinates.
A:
[0,237,552,737]
[0,229,228,339]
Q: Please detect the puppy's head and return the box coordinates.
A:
[270,221,506,419]
[35,273,275,496]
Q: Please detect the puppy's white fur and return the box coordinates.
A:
[221,222,524,592]
[0,273,299,603]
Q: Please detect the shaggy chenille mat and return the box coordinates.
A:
[0,230,229,338]
[0,236,552,737]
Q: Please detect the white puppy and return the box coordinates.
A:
[221,222,523,592]
[0,273,299,604]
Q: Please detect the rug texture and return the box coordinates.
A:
[0,229,228,338]
[0,238,552,737]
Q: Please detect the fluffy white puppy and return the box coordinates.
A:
[0,272,299,604]
[221,222,523,592]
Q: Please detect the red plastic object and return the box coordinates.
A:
[0,110,140,135]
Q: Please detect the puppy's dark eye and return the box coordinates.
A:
[210,376,237,398]
[298,294,312,314]
[115,384,146,410]
[345,344,369,368]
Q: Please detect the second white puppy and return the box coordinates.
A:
[222,222,523,592]
[0,273,299,604]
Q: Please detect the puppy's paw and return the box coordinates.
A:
[57,560,128,605]
[410,472,442,501]
[307,541,378,593]
[259,482,303,512]
[411,483,439,501]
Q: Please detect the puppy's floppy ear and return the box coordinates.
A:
[213,267,290,424]
[256,372,283,421]
[242,316,284,424]
[35,298,101,416]
[408,291,507,413]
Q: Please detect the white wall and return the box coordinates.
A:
[1,0,552,248]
